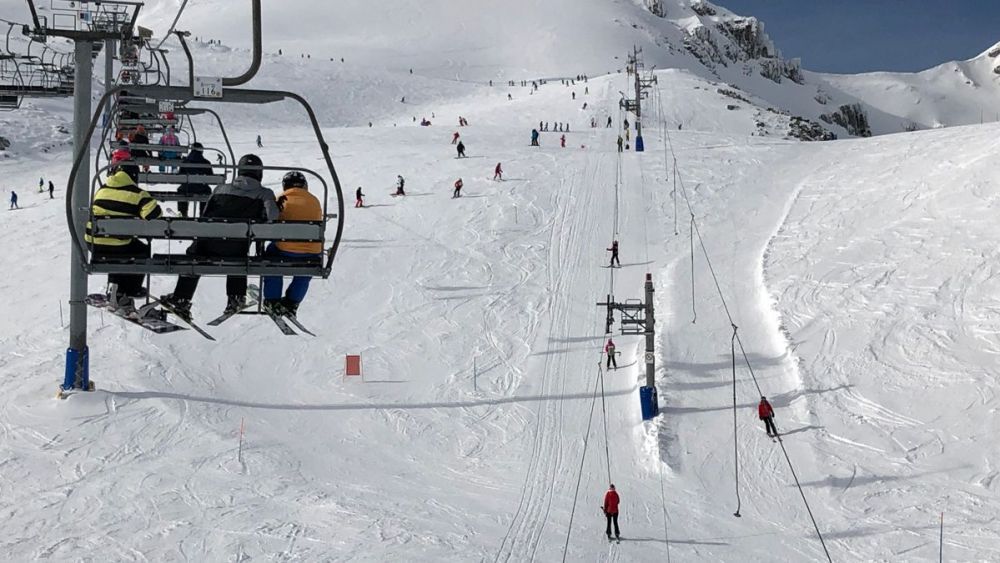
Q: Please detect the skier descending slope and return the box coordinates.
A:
[603,484,621,542]
[494,162,503,181]
[452,131,460,145]
[9,190,18,209]
[456,140,467,158]
[355,186,365,208]
[393,175,406,196]
[452,178,463,198]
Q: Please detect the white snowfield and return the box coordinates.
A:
[818,40,1000,131]
[1,1,1000,561]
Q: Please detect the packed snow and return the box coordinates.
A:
[1,0,1000,561]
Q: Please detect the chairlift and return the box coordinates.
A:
[70,81,344,281]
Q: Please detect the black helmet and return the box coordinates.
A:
[191,141,204,151]
[282,170,308,189]
[237,153,263,181]
[117,163,140,183]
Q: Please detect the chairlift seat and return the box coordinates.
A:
[88,217,329,277]
[90,254,325,277]
[139,172,226,185]
[110,142,192,154]
[117,118,179,128]
[126,156,214,168]
[146,191,213,203]
[0,84,73,97]
[91,217,327,243]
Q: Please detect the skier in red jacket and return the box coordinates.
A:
[604,338,617,370]
[603,484,621,541]
[452,131,460,144]
[759,396,777,437]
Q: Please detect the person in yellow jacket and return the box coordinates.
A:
[261,171,323,317]
[85,165,163,311]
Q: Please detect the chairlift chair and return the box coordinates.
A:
[70,83,344,282]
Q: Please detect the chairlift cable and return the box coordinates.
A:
[654,83,832,562]
[153,0,191,50]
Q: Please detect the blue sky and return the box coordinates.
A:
[717,0,1000,73]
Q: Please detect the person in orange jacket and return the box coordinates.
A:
[453,178,464,198]
[759,396,777,437]
[602,484,621,541]
[261,171,324,317]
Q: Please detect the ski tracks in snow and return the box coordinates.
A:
[494,152,611,563]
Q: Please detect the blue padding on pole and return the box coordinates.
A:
[63,346,90,391]
[640,385,659,420]
[635,135,645,152]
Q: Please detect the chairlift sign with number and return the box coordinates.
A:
[193,76,223,99]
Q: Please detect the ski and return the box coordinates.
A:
[207,285,260,326]
[155,298,216,341]
[282,314,316,336]
[86,293,187,335]
[264,309,297,335]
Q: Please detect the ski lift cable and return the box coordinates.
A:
[153,0,191,50]
[561,359,606,562]
[654,88,833,563]
[598,363,612,483]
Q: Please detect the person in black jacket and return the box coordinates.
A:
[129,125,151,171]
[176,142,215,217]
[161,154,279,319]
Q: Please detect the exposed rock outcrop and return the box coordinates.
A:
[820,103,872,137]
[681,4,804,85]
[691,1,716,16]
[789,117,837,141]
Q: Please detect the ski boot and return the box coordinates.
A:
[262,298,287,316]
[159,293,193,322]
[224,294,247,315]
[279,297,299,317]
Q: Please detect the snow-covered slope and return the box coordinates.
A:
[3,61,1000,560]
[3,0,1000,561]
[818,41,1000,131]
[5,0,998,138]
